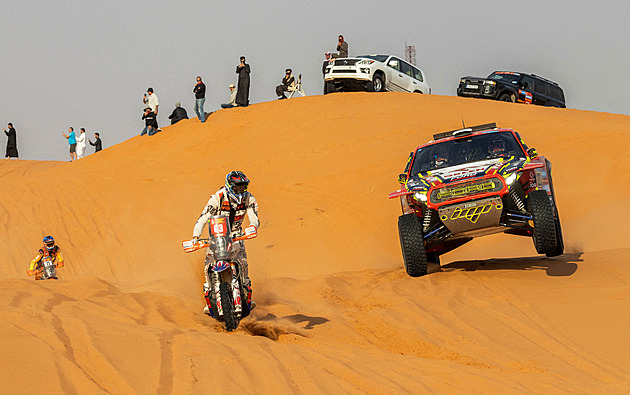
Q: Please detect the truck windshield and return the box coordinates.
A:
[357,55,389,63]
[410,132,526,175]
[488,72,521,84]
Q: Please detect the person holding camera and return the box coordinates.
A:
[275,69,296,100]
[235,56,251,107]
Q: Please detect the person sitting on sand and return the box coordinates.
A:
[168,102,189,125]
[221,84,238,109]
[28,235,64,280]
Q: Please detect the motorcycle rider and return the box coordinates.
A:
[28,235,65,280]
[192,170,259,315]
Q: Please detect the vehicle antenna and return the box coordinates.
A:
[461,118,466,128]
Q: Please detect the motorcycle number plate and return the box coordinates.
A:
[43,259,54,267]
[210,217,228,237]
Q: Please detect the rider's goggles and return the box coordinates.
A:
[232,183,248,194]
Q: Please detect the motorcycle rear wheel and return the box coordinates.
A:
[220,282,239,332]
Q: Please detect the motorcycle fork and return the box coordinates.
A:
[211,271,223,316]
[231,263,242,313]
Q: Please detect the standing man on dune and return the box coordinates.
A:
[193,76,206,123]
[62,127,77,161]
[4,123,18,159]
[236,56,250,107]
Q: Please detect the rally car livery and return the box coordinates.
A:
[389,123,564,277]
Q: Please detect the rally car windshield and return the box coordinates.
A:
[488,72,521,84]
[357,55,389,62]
[410,132,526,175]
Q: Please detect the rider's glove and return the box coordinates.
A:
[27,270,34,276]
[244,225,257,237]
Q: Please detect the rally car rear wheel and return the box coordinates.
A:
[528,190,558,255]
[398,214,428,277]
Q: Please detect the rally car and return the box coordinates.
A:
[389,123,564,277]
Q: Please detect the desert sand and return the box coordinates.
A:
[1,92,629,394]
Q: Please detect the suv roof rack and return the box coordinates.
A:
[433,122,498,140]
[530,74,560,86]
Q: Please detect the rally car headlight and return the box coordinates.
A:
[484,80,496,85]
[460,78,466,84]
[505,172,518,185]
[357,59,374,65]
[414,192,428,202]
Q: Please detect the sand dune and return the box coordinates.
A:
[1,93,629,393]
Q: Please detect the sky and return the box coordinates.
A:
[2,0,629,161]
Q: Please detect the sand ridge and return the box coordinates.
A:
[1,93,629,393]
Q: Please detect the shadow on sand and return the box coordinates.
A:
[438,252,582,277]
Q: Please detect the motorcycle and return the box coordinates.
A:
[28,255,59,280]
[182,215,258,331]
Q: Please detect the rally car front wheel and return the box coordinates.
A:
[528,190,558,255]
[398,214,428,277]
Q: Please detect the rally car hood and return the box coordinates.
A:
[406,157,528,192]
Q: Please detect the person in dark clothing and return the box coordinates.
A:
[3,123,18,159]
[193,76,206,122]
[89,132,102,152]
[275,69,295,100]
[168,102,189,125]
[141,107,159,136]
[236,56,251,107]
[332,35,348,59]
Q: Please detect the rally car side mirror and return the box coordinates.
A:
[528,147,538,159]
[398,173,407,183]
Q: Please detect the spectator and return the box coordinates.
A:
[332,35,348,59]
[147,87,159,114]
[323,52,332,76]
[275,69,296,100]
[89,132,102,152]
[235,56,251,107]
[76,128,87,159]
[168,102,189,125]
[193,76,206,123]
[3,123,18,160]
[221,84,238,109]
[323,52,332,94]
[141,107,159,136]
[62,127,77,161]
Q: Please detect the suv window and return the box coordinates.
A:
[534,79,548,94]
[387,58,401,71]
[548,85,564,101]
[520,76,535,91]
[412,66,423,82]
[400,61,414,77]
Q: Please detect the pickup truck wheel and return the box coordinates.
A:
[528,190,558,255]
[370,74,385,92]
[499,93,516,102]
[398,214,428,277]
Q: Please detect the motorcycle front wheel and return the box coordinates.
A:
[220,281,239,331]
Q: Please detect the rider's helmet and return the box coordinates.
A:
[488,136,506,156]
[432,147,449,168]
[225,170,250,204]
[43,235,56,251]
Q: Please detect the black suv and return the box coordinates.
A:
[457,71,565,108]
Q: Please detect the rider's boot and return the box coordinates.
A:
[203,282,214,317]
[244,279,255,310]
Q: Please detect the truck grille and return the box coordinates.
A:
[333,59,358,66]
[429,177,504,204]
[332,69,357,73]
